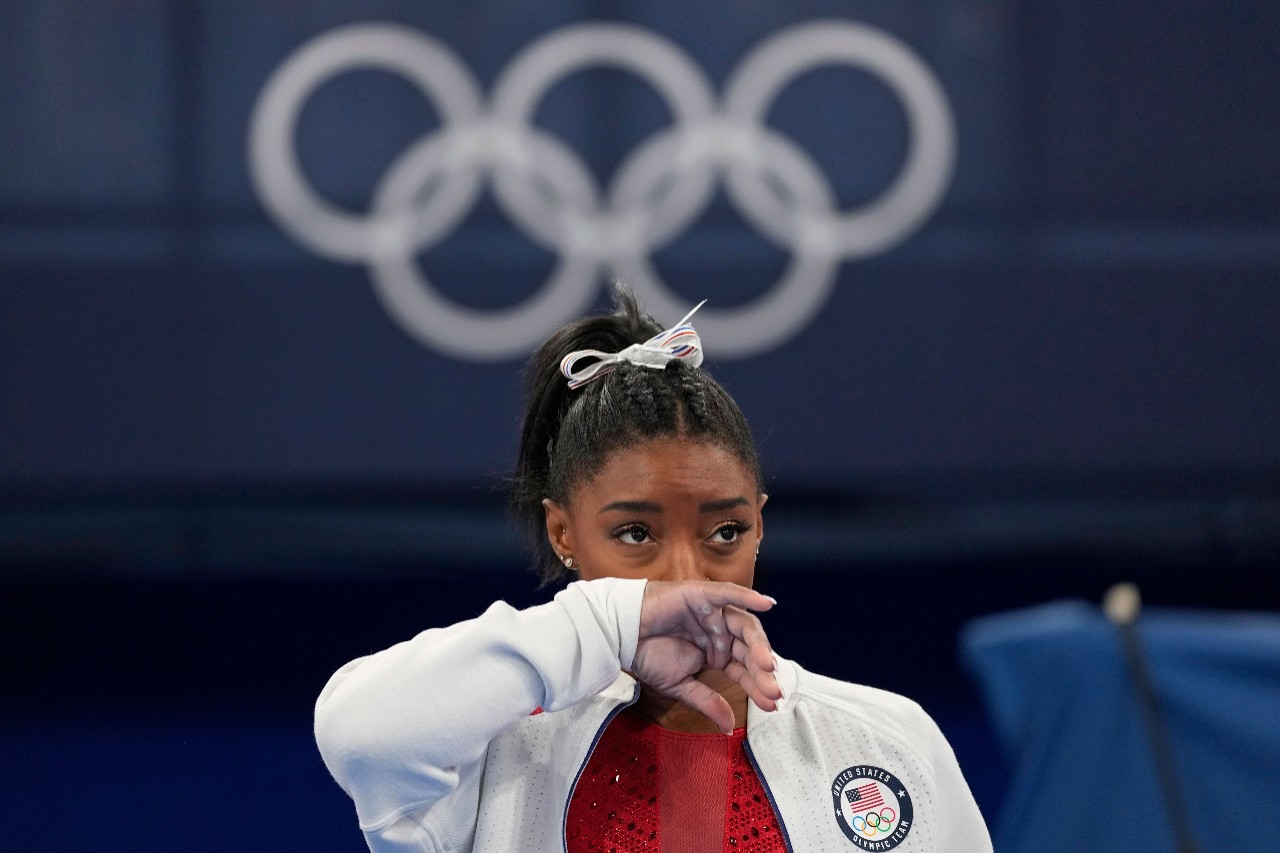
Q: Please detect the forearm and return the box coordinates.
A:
[314,577,645,828]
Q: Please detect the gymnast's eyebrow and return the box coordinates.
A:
[598,500,662,514]
[699,497,750,513]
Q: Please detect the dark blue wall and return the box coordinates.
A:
[2,0,1277,488]
[2,2,1278,849]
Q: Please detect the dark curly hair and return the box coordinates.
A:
[510,286,764,586]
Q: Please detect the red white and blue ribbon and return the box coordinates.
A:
[560,300,706,390]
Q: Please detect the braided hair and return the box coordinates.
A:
[511,286,764,586]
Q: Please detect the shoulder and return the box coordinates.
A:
[792,660,926,719]
[779,656,952,766]
[760,659,992,851]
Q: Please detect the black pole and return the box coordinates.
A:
[1103,583,1200,853]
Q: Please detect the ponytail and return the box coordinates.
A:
[510,286,661,583]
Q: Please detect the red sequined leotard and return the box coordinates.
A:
[565,711,785,852]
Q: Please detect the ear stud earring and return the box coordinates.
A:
[562,555,575,570]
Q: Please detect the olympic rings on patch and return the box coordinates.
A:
[851,807,898,837]
[249,20,955,360]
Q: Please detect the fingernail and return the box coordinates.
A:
[763,595,778,605]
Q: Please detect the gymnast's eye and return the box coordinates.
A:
[709,521,751,545]
[611,524,653,546]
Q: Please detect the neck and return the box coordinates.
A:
[628,671,749,734]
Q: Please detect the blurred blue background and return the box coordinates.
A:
[2,1,1278,850]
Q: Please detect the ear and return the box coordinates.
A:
[542,498,574,559]
[755,492,768,549]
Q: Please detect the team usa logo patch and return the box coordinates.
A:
[831,766,913,850]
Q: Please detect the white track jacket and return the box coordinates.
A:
[315,578,992,852]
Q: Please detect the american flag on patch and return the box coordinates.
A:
[845,782,886,813]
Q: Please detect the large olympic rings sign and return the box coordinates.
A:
[249,21,955,360]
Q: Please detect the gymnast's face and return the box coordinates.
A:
[543,437,765,588]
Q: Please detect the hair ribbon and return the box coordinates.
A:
[560,301,706,390]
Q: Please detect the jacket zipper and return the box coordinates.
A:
[743,737,795,853]
[561,682,641,853]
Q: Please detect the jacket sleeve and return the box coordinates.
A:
[314,577,646,850]
[924,713,993,853]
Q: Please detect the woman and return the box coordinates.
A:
[315,291,991,852]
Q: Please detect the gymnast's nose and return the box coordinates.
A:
[658,540,704,583]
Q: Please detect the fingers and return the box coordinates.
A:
[723,649,782,712]
[640,580,776,641]
[684,582,777,616]
[725,607,776,674]
[633,580,783,723]
[631,637,739,733]
[632,636,705,691]
[696,605,734,671]
[722,608,781,711]
[639,581,777,674]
